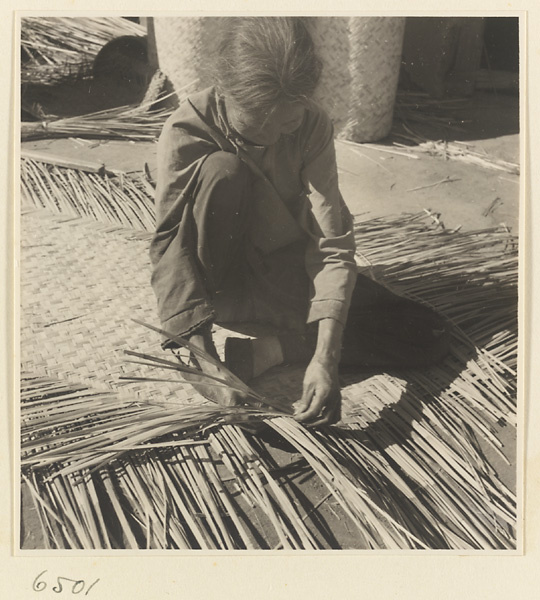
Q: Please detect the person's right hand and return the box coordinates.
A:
[293,317,343,426]
[294,356,341,426]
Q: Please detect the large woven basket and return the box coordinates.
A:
[311,17,405,141]
[149,16,405,142]
[150,17,222,98]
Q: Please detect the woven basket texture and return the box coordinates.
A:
[310,17,405,141]
[151,17,404,142]
[153,17,222,98]
[340,17,405,141]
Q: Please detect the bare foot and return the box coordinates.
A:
[178,329,248,407]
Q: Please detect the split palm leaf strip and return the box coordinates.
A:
[21,212,518,549]
[394,130,520,176]
[368,91,520,176]
[20,157,156,233]
[21,373,328,550]
[21,16,145,85]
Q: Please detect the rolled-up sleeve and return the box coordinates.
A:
[299,106,357,326]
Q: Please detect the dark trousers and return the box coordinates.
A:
[189,151,450,369]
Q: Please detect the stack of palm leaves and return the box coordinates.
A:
[21,378,320,550]
[21,16,145,86]
[21,211,518,550]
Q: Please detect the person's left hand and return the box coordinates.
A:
[294,357,341,426]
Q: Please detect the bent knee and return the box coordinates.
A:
[199,151,251,186]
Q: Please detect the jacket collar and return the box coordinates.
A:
[187,87,268,152]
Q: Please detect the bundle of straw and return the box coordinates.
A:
[21,17,145,85]
[21,98,174,143]
[22,62,94,89]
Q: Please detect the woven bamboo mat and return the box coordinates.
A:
[20,207,386,419]
[19,206,410,427]
[21,208,193,403]
[20,205,517,433]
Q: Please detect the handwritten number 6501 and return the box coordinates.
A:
[32,571,100,595]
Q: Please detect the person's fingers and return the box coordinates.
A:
[294,380,315,416]
[305,394,341,427]
[294,387,328,422]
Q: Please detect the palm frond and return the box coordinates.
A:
[21,158,156,232]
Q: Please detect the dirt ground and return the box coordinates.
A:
[19,88,520,550]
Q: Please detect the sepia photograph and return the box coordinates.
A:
[18,15,521,552]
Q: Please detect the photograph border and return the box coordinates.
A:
[3,1,538,598]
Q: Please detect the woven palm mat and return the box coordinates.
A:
[20,207,518,549]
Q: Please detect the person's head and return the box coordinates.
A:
[211,17,322,145]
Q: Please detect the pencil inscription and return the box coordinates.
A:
[32,571,100,595]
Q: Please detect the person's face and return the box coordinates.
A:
[227,99,306,146]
